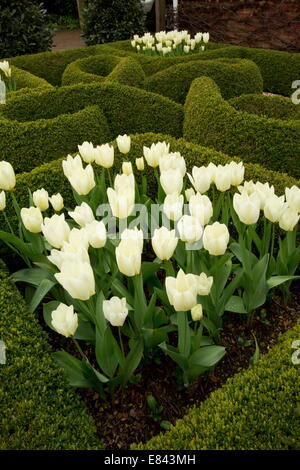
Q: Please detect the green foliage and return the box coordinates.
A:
[82,0,146,45]
[229,93,300,121]
[0,260,103,450]
[0,105,112,174]
[0,0,53,58]
[9,65,53,93]
[132,319,300,450]
[184,76,300,178]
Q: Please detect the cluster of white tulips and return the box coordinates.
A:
[0,60,15,93]
[0,137,299,392]
[131,30,209,57]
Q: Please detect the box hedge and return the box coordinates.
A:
[132,319,300,450]
[10,65,53,92]
[184,76,300,178]
[229,93,300,121]
[0,260,103,450]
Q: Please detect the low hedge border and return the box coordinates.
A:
[184,76,300,178]
[9,65,52,92]
[228,93,300,121]
[132,318,300,450]
[0,259,103,450]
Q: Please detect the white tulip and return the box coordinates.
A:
[116,134,131,154]
[42,213,70,248]
[0,61,11,78]
[188,166,211,194]
[177,215,203,243]
[51,303,78,337]
[233,191,260,225]
[67,164,95,196]
[160,169,183,195]
[279,208,300,231]
[32,188,49,212]
[194,32,203,44]
[122,161,133,175]
[121,227,144,252]
[68,202,95,227]
[107,187,135,219]
[184,45,190,53]
[135,157,145,171]
[189,193,213,226]
[202,32,210,43]
[115,239,142,277]
[197,272,213,296]
[55,261,95,301]
[285,186,300,213]
[264,195,287,223]
[254,182,275,210]
[20,207,43,233]
[159,152,186,177]
[84,220,107,249]
[191,304,203,321]
[238,180,255,196]
[203,222,230,256]
[0,161,16,191]
[0,191,5,211]
[185,187,195,202]
[152,227,178,260]
[166,269,198,312]
[68,227,90,250]
[94,143,114,168]
[228,161,245,186]
[62,154,83,178]
[48,245,90,270]
[207,163,217,184]
[49,193,64,211]
[163,193,184,221]
[103,297,128,327]
[78,141,95,164]
[143,142,170,168]
[215,165,231,192]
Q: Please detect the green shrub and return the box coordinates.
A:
[229,93,300,121]
[184,76,300,178]
[0,0,53,58]
[9,65,53,93]
[143,58,263,104]
[132,319,300,450]
[0,105,112,173]
[82,0,145,45]
[0,260,103,450]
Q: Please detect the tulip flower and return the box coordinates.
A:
[195,32,203,43]
[214,165,231,192]
[78,141,95,164]
[0,161,16,191]
[67,164,96,196]
[152,227,178,261]
[264,195,287,223]
[85,220,107,249]
[32,188,49,212]
[51,303,78,337]
[254,182,275,210]
[120,227,144,252]
[184,45,190,53]
[228,161,245,186]
[160,169,183,195]
[279,208,300,231]
[163,193,184,221]
[159,152,186,177]
[49,193,64,212]
[197,273,213,296]
[68,227,90,250]
[115,239,142,277]
[62,154,83,178]
[189,193,213,226]
[202,32,210,43]
[135,157,145,171]
[177,215,203,243]
[143,142,169,168]
[103,297,128,327]
[48,245,90,270]
[188,166,211,194]
[116,134,131,154]
[122,162,133,175]
[107,173,135,219]
[21,207,43,233]
[185,187,195,202]
[233,191,260,225]
[203,222,230,256]
[285,186,300,213]
[94,143,114,168]
[0,191,5,211]
[55,261,95,301]
[69,202,95,228]
[191,304,203,321]
[42,213,70,248]
[165,269,198,312]
[0,61,11,78]
[238,180,255,196]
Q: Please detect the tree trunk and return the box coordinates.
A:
[76,0,86,29]
[155,0,166,32]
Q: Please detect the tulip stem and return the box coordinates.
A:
[3,211,15,235]
[107,168,113,189]
[72,337,88,362]
[270,223,275,261]
[118,327,125,359]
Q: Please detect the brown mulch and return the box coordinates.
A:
[39,281,300,450]
[51,29,85,52]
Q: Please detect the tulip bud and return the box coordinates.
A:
[68,227,90,250]
[94,143,114,168]
[166,269,198,312]
[107,174,135,219]
[264,195,287,223]
[185,187,195,202]
[279,208,300,231]
[0,191,5,211]
[233,191,260,225]
[48,245,90,270]
[67,164,95,196]
[33,188,49,212]
[203,222,229,256]
[115,239,142,277]
[122,161,133,175]
[228,161,245,186]
[135,157,145,171]
[160,169,183,195]
[189,193,213,226]
[51,303,78,337]
[191,304,203,321]
[238,180,255,196]
[152,227,178,261]
[177,215,203,243]
[69,202,95,228]
[78,141,95,164]
[116,134,131,154]
[0,61,12,78]
[143,142,169,168]
[62,154,83,179]
[42,213,70,248]
[103,297,128,327]
[55,260,95,301]
[121,227,144,252]
[0,161,16,191]
[21,207,43,233]
[49,193,64,212]
[285,186,300,213]
[215,165,231,192]
[197,272,213,296]
[163,193,184,221]
[188,166,211,194]
[85,220,107,248]
[254,182,275,210]
[159,152,186,177]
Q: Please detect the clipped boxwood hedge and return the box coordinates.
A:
[184,76,300,178]
[0,260,103,450]
[9,65,53,93]
[132,319,300,450]
[0,105,112,174]
[229,93,300,121]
